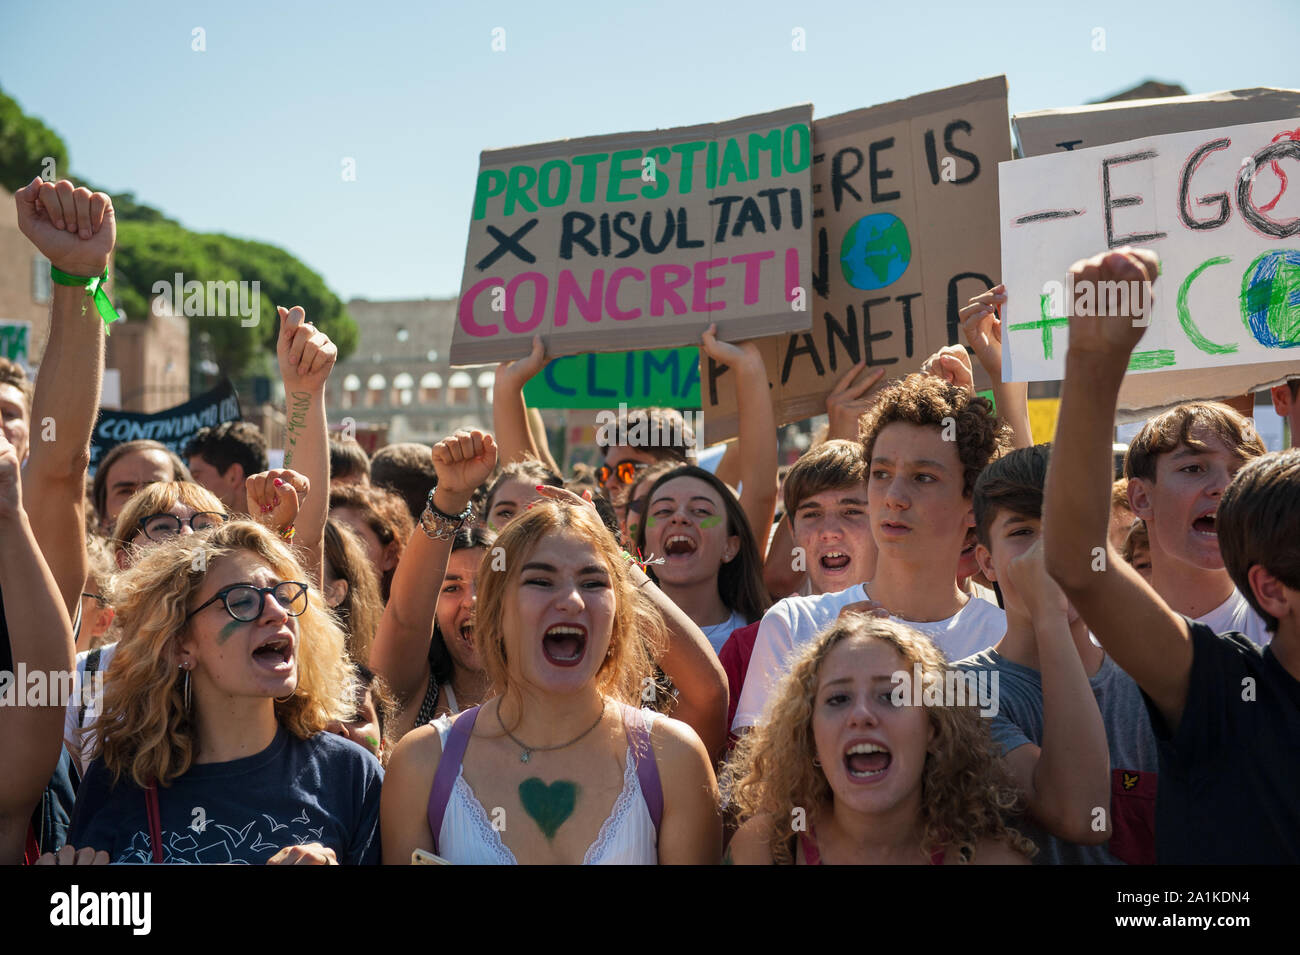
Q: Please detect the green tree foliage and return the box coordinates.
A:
[113,221,357,376]
[0,86,69,192]
[1,84,357,380]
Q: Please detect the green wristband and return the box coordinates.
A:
[49,265,119,334]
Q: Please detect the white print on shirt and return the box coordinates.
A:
[116,807,325,864]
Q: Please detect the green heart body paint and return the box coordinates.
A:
[699,514,723,529]
[646,516,657,528]
[519,778,579,841]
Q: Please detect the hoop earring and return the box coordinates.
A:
[275,690,296,704]
[178,662,192,714]
[812,757,821,767]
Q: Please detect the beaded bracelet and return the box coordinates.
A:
[278,526,296,541]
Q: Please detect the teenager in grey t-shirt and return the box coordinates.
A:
[957,648,1160,864]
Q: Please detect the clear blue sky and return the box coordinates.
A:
[4,0,1298,303]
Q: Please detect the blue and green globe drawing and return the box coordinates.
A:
[1240,249,1300,348]
[840,213,912,290]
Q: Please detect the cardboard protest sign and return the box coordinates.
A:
[90,378,241,473]
[1012,88,1300,416]
[451,106,814,367]
[524,347,700,409]
[0,320,31,367]
[703,77,1010,443]
[1000,117,1300,390]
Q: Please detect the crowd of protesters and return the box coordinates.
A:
[2,177,1297,866]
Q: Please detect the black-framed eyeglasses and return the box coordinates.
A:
[185,582,309,623]
[137,511,228,541]
[596,461,647,486]
[81,592,105,603]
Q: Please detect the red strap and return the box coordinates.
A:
[145,781,163,864]
[800,822,822,865]
[24,825,40,865]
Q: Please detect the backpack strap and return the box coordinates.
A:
[426,705,480,855]
[621,703,663,841]
[78,647,104,730]
[145,781,163,864]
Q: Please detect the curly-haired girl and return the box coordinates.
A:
[725,613,1033,865]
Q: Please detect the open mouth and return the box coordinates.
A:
[252,635,293,671]
[542,624,587,667]
[458,620,474,646]
[820,551,851,571]
[843,742,891,780]
[663,535,698,557]
[1192,512,1217,537]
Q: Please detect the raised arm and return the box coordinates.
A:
[1042,248,1191,730]
[700,325,777,562]
[370,431,497,706]
[960,284,1033,450]
[492,336,556,471]
[0,429,75,864]
[276,305,337,585]
[14,178,114,615]
[1000,540,1110,844]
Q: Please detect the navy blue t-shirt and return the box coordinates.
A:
[69,726,383,864]
[1144,620,1300,864]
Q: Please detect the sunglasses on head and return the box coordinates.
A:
[596,461,647,486]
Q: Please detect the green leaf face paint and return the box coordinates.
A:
[699,514,723,530]
[519,778,579,841]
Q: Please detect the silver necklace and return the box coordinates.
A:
[497,700,607,763]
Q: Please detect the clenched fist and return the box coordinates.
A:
[14,177,115,278]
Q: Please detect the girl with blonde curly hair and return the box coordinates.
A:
[382,429,720,864]
[725,613,1033,865]
[66,521,382,865]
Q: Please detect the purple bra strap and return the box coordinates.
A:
[426,705,481,855]
[622,703,663,841]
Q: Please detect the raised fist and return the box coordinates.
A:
[14,177,115,277]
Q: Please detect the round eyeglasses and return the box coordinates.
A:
[185,581,309,623]
[138,511,227,541]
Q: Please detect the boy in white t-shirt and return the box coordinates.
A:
[1123,400,1271,645]
[733,374,1010,730]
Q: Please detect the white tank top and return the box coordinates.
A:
[430,712,659,865]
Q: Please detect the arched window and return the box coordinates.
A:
[448,371,473,406]
[476,370,495,404]
[419,371,443,404]
[342,374,361,410]
[366,373,386,408]
[392,372,415,407]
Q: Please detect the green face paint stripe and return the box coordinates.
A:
[518,778,579,841]
[1178,256,1238,355]
[699,514,723,529]
[218,620,243,644]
